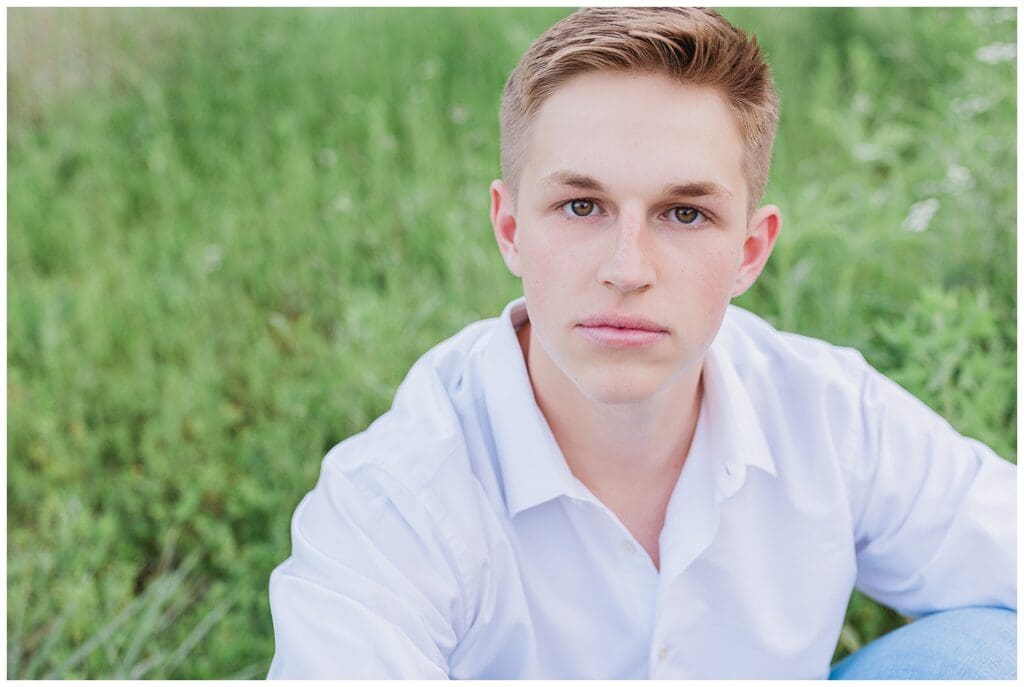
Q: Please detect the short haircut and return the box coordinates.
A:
[499,7,781,215]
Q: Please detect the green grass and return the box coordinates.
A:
[7,7,1016,678]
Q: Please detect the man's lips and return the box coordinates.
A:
[576,315,669,348]
[577,314,668,332]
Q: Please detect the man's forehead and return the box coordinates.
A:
[534,71,738,128]
[521,72,747,198]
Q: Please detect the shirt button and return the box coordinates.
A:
[619,539,636,555]
[723,464,734,476]
[657,645,670,663]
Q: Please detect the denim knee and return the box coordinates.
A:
[830,606,1017,680]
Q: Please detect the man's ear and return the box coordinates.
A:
[731,204,781,298]
[490,179,522,277]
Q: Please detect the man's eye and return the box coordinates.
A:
[563,199,598,217]
[672,207,705,224]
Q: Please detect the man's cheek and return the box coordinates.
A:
[525,253,575,294]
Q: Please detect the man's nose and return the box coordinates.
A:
[597,214,656,294]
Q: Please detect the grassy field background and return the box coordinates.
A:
[7,7,1016,678]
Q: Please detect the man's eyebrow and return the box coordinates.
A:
[541,171,733,200]
[663,181,733,200]
[541,171,607,192]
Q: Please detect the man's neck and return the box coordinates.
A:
[515,320,704,508]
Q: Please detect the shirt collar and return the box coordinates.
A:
[481,298,580,518]
[701,337,778,488]
[480,297,776,520]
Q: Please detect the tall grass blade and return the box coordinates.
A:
[7,557,35,678]
[225,661,268,679]
[116,550,203,677]
[157,598,233,677]
[127,650,167,679]
[22,595,79,679]
[42,570,169,679]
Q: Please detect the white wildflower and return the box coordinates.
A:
[852,93,870,115]
[504,24,535,49]
[331,195,352,213]
[419,59,441,81]
[268,312,289,332]
[790,258,814,286]
[449,105,469,125]
[975,42,1016,64]
[971,7,1016,25]
[944,163,974,193]
[316,148,337,168]
[902,198,939,233]
[851,142,881,162]
[952,95,995,118]
[994,7,1016,22]
[203,244,223,273]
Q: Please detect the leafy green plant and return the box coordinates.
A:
[871,286,1015,462]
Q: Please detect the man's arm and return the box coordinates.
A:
[267,458,468,678]
[845,364,1015,618]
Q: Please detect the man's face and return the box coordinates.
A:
[491,71,779,405]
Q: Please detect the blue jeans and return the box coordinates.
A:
[829,606,1017,679]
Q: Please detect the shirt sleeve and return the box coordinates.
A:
[846,365,1016,618]
[267,459,468,678]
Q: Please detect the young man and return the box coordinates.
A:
[268,8,1015,679]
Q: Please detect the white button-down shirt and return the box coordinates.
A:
[267,298,1015,679]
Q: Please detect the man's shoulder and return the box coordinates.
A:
[280,312,506,650]
[717,307,885,486]
[717,305,879,425]
[720,305,872,382]
[317,312,505,529]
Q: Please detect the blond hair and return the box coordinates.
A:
[500,7,780,213]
